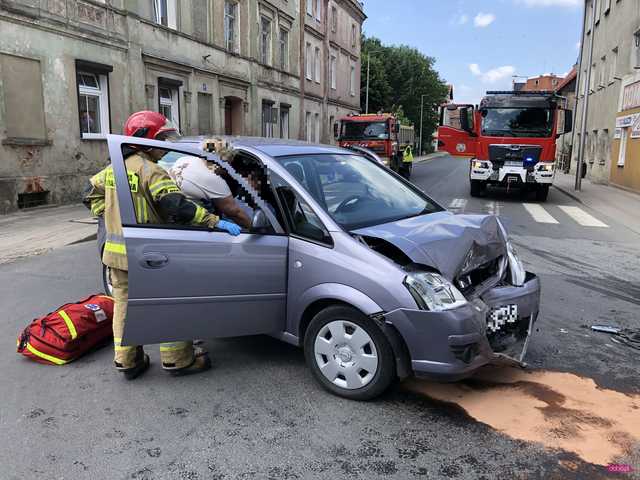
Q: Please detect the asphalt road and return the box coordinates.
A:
[0,156,638,480]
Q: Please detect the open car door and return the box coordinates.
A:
[107,135,288,346]
[437,104,478,157]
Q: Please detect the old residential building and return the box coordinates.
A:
[572,0,639,192]
[0,0,365,213]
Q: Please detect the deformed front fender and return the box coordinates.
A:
[292,283,384,333]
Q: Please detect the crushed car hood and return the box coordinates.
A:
[352,211,506,281]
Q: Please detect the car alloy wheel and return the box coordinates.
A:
[314,319,379,390]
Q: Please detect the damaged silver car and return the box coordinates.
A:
[106,134,540,400]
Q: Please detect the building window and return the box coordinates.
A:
[330,54,337,89]
[154,0,177,29]
[1,54,47,142]
[315,0,321,21]
[225,1,239,53]
[331,6,338,32]
[314,47,321,83]
[77,71,110,138]
[618,127,628,167]
[279,28,289,71]
[260,16,272,65]
[280,106,290,139]
[590,63,596,93]
[158,84,180,129]
[305,42,312,80]
[603,0,611,14]
[305,112,312,142]
[306,0,313,17]
[351,24,357,48]
[314,112,320,142]
[262,102,276,138]
[599,56,606,87]
[610,47,618,83]
[349,63,355,96]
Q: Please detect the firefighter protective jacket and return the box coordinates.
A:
[86,151,219,271]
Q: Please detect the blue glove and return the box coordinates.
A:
[217,220,241,236]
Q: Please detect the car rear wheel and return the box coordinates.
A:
[102,263,113,296]
[304,305,396,401]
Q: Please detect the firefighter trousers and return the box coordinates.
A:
[110,268,195,370]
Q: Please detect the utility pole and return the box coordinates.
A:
[575,0,596,191]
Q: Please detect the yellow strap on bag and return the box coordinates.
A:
[58,310,78,340]
[25,343,68,365]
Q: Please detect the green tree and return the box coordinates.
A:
[360,36,449,153]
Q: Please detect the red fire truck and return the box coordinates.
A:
[437,91,573,201]
[335,113,415,178]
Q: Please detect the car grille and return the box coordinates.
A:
[489,145,542,171]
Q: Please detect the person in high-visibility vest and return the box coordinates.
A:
[85,111,241,380]
[402,146,414,163]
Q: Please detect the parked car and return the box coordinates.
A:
[97,134,540,400]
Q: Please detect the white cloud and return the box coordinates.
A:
[474,12,496,28]
[469,63,516,83]
[576,41,581,50]
[516,0,580,7]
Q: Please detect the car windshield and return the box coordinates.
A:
[341,121,389,140]
[481,108,553,138]
[276,154,441,230]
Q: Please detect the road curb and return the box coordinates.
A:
[552,184,584,205]
[414,152,449,164]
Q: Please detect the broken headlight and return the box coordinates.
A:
[496,218,526,287]
[404,272,468,311]
[506,241,526,286]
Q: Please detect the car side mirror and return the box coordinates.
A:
[251,208,270,233]
[564,109,573,134]
[333,122,339,139]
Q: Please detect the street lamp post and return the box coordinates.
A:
[418,94,428,156]
[365,50,382,114]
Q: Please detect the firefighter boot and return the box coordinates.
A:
[163,345,212,377]
[116,346,150,380]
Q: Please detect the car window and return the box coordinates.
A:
[272,176,332,246]
[277,154,441,231]
[120,145,282,233]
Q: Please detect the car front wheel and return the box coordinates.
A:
[304,305,396,401]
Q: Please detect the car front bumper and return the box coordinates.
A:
[384,272,540,381]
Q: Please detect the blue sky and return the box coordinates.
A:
[361,0,583,104]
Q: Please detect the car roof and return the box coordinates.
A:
[175,135,352,158]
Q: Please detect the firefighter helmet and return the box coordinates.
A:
[123,111,180,141]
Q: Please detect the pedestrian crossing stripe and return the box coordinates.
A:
[447,199,609,228]
[523,203,559,224]
[558,206,609,228]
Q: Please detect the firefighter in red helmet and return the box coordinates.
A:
[85,111,241,379]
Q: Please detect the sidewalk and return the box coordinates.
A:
[0,204,97,265]
[414,151,449,163]
[553,172,640,235]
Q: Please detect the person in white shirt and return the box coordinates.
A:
[169,156,251,229]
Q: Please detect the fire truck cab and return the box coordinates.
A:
[335,113,415,179]
[437,91,573,202]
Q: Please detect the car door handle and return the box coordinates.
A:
[141,252,169,268]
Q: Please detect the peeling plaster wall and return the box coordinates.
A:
[0,0,364,214]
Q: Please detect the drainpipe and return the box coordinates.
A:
[299,0,307,140]
[575,0,597,191]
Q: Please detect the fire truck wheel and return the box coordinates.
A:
[535,185,549,202]
[470,180,485,197]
